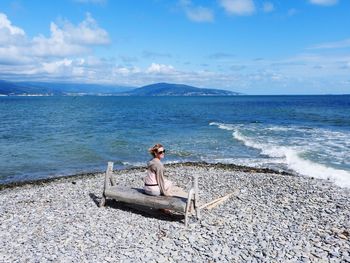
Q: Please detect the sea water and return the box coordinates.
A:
[1,95,349,187]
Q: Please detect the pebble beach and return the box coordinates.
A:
[1,162,350,263]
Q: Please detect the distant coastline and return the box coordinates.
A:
[1,93,349,97]
[0,80,240,96]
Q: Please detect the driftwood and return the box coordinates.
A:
[99,162,200,227]
[104,186,187,211]
[199,191,237,210]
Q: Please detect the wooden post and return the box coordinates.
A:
[194,174,200,219]
[99,162,114,207]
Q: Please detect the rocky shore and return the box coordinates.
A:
[1,162,349,262]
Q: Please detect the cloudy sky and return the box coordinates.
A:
[0,0,349,94]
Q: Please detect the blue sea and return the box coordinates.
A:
[1,95,350,187]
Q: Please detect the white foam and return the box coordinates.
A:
[285,150,350,188]
[266,126,294,131]
[121,161,144,167]
[163,160,187,164]
[210,157,284,167]
[233,130,287,158]
[232,128,350,188]
[210,122,350,188]
[209,122,236,131]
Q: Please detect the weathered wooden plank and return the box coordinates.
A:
[105,186,187,212]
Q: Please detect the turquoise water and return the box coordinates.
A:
[1,95,350,187]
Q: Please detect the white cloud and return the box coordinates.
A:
[262,2,274,13]
[114,67,130,75]
[42,58,73,74]
[32,31,89,57]
[309,38,350,49]
[113,66,140,75]
[0,13,25,36]
[0,13,30,64]
[179,1,214,23]
[0,46,32,65]
[31,13,109,57]
[146,63,175,74]
[62,13,109,45]
[219,0,255,16]
[0,12,112,80]
[83,56,106,66]
[185,6,214,22]
[31,57,100,78]
[0,13,26,46]
[0,12,109,61]
[309,0,338,6]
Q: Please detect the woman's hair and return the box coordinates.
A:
[148,143,163,157]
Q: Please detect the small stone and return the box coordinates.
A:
[310,251,328,259]
[338,234,348,240]
[331,227,341,234]
[328,250,340,258]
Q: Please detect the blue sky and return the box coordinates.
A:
[0,0,349,94]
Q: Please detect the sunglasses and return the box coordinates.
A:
[157,150,166,154]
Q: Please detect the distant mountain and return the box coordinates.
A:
[121,83,240,96]
[0,80,133,96]
[22,82,134,95]
[0,80,240,96]
[0,80,57,95]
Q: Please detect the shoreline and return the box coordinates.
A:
[0,161,294,191]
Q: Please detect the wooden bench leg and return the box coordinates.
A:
[99,162,114,208]
[194,197,200,220]
[99,194,106,207]
[193,174,201,220]
[185,189,194,227]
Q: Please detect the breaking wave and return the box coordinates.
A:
[211,122,350,188]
